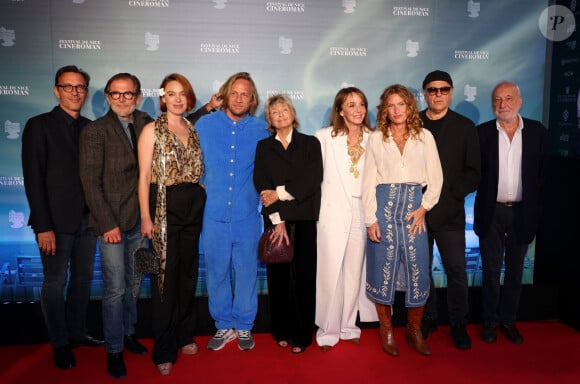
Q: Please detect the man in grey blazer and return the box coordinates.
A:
[79,73,152,378]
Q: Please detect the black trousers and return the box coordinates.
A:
[266,220,317,349]
[480,203,528,326]
[424,229,469,326]
[150,183,206,365]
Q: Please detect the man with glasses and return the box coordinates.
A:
[79,73,151,378]
[419,70,481,350]
[22,65,104,370]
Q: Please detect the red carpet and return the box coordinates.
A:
[1,321,579,384]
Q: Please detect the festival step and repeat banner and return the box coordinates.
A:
[0,0,574,301]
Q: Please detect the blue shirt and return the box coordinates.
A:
[196,110,269,222]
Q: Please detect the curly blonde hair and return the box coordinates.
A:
[375,84,423,142]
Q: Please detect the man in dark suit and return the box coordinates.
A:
[22,65,104,370]
[475,81,547,344]
[419,70,481,350]
[79,73,151,378]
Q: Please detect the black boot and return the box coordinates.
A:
[107,351,127,379]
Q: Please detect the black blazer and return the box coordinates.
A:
[474,117,548,244]
[253,131,323,223]
[420,109,481,231]
[21,106,91,234]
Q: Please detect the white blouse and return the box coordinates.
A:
[362,128,443,227]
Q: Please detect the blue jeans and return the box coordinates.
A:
[40,214,96,348]
[99,221,144,353]
[202,214,261,331]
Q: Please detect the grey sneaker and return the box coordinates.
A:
[207,329,236,351]
[237,330,255,351]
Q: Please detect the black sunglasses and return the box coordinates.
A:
[426,86,452,96]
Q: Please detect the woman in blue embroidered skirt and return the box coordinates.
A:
[362,84,442,356]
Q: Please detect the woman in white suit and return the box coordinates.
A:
[315,87,378,351]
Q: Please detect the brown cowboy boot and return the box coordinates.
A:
[406,306,432,356]
[375,303,399,356]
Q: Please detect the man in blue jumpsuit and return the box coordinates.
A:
[195,72,269,351]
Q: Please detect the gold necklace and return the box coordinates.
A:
[347,130,364,178]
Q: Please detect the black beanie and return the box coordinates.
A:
[422,70,453,89]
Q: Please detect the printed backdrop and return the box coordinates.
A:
[0,0,574,301]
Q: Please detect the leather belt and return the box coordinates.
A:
[496,201,520,207]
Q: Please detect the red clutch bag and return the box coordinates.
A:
[258,227,294,264]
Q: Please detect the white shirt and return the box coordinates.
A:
[362,129,443,226]
[496,115,523,203]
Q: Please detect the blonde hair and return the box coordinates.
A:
[264,94,300,134]
[219,72,260,116]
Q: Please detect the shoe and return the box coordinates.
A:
[237,329,255,351]
[181,342,199,355]
[421,317,438,340]
[481,323,497,343]
[207,329,236,351]
[450,324,472,350]
[70,335,105,347]
[277,340,289,348]
[347,338,360,345]
[107,351,127,379]
[320,345,332,352]
[500,323,524,344]
[53,345,76,369]
[124,334,147,355]
[157,362,173,376]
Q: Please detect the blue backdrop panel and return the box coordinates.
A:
[0,0,553,301]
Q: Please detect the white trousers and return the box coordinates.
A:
[316,198,377,347]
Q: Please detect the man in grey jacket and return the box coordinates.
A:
[79,73,151,378]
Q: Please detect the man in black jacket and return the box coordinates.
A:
[419,70,481,350]
[22,65,104,370]
[475,81,547,345]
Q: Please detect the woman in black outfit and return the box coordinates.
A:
[253,94,323,353]
[138,74,206,375]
